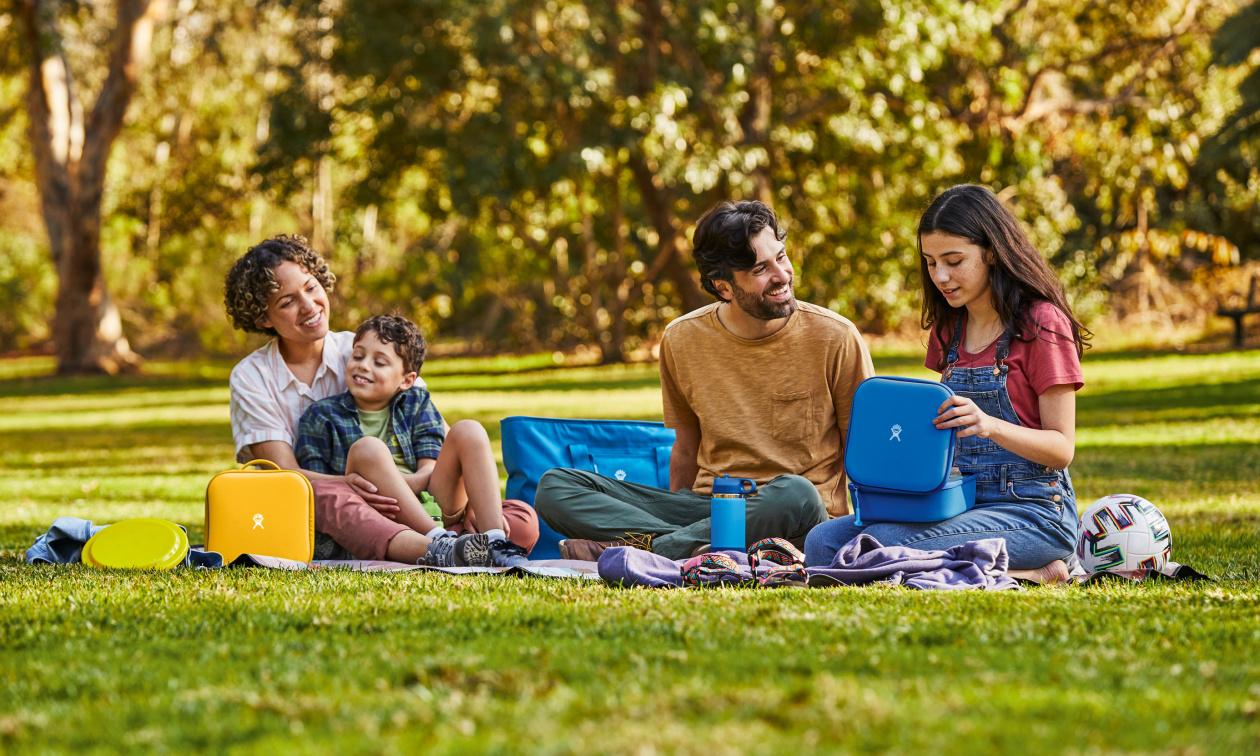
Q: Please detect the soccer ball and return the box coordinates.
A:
[1076,494,1172,573]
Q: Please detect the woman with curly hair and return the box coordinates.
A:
[224,235,538,563]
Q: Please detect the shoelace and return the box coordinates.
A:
[491,540,529,558]
[618,532,656,552]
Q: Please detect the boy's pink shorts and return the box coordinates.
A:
[312,480,540,561]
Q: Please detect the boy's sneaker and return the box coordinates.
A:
[428,533,530,569]
[422,532,478,568]
[451,534,529,568]
[453,533,492,567]
[487,538,530,569]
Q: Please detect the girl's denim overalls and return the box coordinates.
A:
[803,319,1079,570]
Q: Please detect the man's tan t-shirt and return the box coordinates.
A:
[659,301,874,516]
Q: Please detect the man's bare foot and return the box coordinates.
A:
[1009,559,1070,584]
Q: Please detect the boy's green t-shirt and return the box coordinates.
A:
[355,407,408,473]
[356,406,442,518]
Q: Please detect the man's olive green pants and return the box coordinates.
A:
[533,468,829,560]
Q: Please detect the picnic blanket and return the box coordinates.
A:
[26,518,1207,586]
[597,535,1021,590]
[25,517,599,579]
[806,534,1020,590]
[597,538,811,588]
[231,552,600,579]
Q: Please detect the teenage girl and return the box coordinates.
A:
[804,184,1090,583]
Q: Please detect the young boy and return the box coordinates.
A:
[296,315,531,568]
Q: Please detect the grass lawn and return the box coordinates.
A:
[1,347,1259,754]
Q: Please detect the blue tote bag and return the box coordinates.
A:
[500,416,676,559]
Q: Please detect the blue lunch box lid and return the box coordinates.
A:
[844,376,957,494]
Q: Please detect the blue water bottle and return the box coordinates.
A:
[711,475,757,551]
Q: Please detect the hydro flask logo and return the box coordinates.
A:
[889,424,903,442]
[253,513,265,529]
[614,469,627,480]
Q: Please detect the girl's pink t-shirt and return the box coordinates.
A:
[924,301,1084,430]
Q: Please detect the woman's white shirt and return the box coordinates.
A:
[232,330,425,464]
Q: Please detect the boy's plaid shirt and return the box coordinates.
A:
[295,386,445,475]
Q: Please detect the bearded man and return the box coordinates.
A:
[534,200,875,561]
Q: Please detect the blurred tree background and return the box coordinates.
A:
[1,0,1258,372]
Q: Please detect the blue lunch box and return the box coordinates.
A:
[844,376,978,526]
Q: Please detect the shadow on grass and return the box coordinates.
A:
[0,374,227,399]
[1076,378,1260,429]
[1079,377,1260,413]
[0,423,230,456]
[1073,442,1260,484]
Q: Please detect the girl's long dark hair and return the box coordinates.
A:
[918,185,1091,368]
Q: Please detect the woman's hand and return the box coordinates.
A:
[934,395,1001,438]
[345,471,401,519]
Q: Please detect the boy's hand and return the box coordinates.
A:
[345,471,401,518]
[403,469,432,495]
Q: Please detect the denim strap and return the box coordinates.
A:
[944,314,1013,376]
[944,316,964,370]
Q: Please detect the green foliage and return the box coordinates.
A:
[259,0,1260,349]
[1,2,1259,357]
[0,231,55,352]
[0,350,1259,752]
[1209,0,1260,153]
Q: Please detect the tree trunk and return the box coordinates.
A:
[579,195,608,358]
[312,153,335,256]
[19,0,160,375]
[628,153,710,314]
[603,171,631,364]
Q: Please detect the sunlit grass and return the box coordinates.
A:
[0,349,1258,753]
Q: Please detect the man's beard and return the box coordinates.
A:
[730,279,797,321]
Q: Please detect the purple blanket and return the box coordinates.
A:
[598,536,1018,590]
[597,547,750,588]
[806,534,1020,591]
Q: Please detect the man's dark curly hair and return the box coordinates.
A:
[355,315,427,375]
[691,200,787,301]
[223,235,336,336]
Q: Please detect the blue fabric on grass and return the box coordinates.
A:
[26,517,107,564]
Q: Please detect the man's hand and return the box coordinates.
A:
[345,472,401,518]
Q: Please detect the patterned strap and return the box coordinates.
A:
[748,537,807,588]
[680,553,748,587]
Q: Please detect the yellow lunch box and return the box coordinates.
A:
[205,459,314,563]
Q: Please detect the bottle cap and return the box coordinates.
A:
[712,475,757,495]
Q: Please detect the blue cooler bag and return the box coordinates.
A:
[500,416,676,559]
[844,376,978,526]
